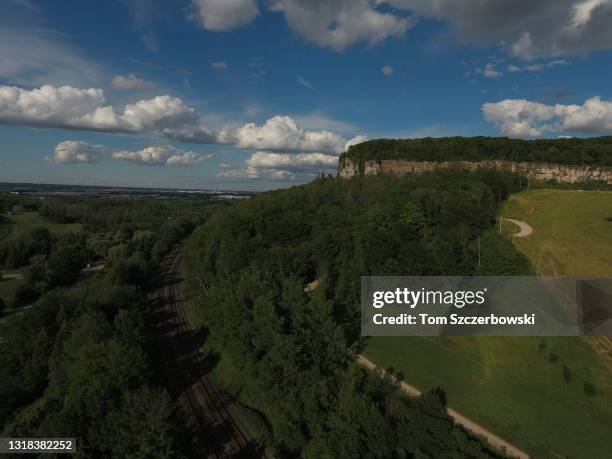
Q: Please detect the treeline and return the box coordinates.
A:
[0,272,188,457]
[0,195,225,308]
[0,195,222,457]
[342,136,612,167]
[183,170,531,457]
[1,229,89,307]
[36,196,224,234]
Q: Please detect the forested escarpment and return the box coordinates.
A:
[0,195,223,457]
[342,136,612,166]
[183,171,532,457]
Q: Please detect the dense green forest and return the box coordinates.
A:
[0,195,224,307]
[1,172,533,457]
[342,136,612,167]
[0,195,223,457]
[183,170,532,457]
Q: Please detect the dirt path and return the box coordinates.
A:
[357,355,530,459]
[504,218,533,238]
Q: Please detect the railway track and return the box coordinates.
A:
[154,248,264,458]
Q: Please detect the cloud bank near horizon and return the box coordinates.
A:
[0,84,367,155]
[49,140,213,166]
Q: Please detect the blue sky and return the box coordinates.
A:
[1,0,612,190]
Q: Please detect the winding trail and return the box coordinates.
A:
[357,355,530,459]
[503,218,533,238]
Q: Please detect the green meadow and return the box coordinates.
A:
[366,189,612,458]
[1,211,82,239]
[501,189,612,276]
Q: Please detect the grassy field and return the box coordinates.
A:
[365,189,612,458]
[500,189,612,276]
[1,212,82,239]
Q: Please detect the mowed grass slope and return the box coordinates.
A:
[366,189,612,458]
[501,189,612,276]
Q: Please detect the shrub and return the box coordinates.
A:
[562,365,573,383]
[584,382,597,397]
[12,284,38,308]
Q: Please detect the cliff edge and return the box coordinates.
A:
[338,137,612,185]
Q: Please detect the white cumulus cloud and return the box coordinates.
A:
[218,166,297,180]
[111,73,157,90]
[345,134,368,150]
[49,140,108,164]
[269,0,412,52]
[507,60,569,73]
[190,0,412,51]
[218,115,355,154]
[185,1,612,58]
[190,0,259,31]
[483,63,502,78]
[483,99,554,137]
[246,151,338,168]
[567,0,609,31]
[386,0,612,59]
[483,96,612,137]
[112,145,212,165]
[1,85,366,155]
[510,32,534,60]
[49,141,212,166]
[226,151,341,182]
[0,84,199,134]
[553,97,612,133]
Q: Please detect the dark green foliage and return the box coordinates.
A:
[583,382,597,397]
[343,136,612,166]
[9,234,91,305]
[107,386,186,458]
[0,227,52,269]
[563,365,573,383]
[0,290,64,426]
[538,340,547,353]
[12,283,39,307]
[45,235,89,286]
[0,194,215,456]
[183,172,527,456]
[475,230,533,276]
[37,195,220,237]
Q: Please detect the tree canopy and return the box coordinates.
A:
[183,171,530,457]
[342,136,612,167]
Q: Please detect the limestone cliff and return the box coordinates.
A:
[338,157,612,185]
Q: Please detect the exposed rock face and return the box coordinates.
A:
[338,157,612,184]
